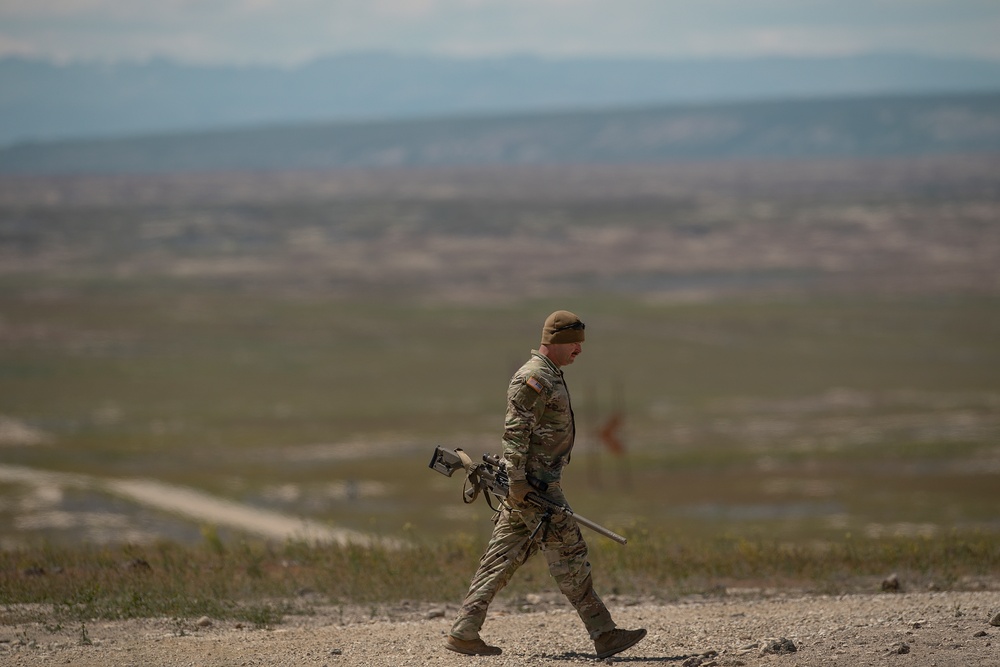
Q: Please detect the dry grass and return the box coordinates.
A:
[1,157,998,625]
[1,531,997,625]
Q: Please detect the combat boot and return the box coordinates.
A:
[594,627,647,659]
[445,634,503,656]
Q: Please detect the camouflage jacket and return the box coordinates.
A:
[501,350,576,485]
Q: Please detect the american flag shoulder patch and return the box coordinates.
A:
[526,376,544,394]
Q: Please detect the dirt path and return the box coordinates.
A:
[0,463,387,547]
[2,591,998,666]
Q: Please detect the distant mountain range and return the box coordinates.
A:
[2,52,1000,147]
[2,90,999,174]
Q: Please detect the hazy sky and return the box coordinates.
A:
[2,0,999,65]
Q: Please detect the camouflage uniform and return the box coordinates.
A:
[450,350,616,641]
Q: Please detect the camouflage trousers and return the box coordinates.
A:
[449,484,616,641]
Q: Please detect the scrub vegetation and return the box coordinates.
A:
[1,155,998,622]
[2,532,998,624]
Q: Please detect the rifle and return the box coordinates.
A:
[428,445,628,545]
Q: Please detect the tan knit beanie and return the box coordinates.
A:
[541,310,586,345]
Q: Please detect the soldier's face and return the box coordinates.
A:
[548,342,582,367]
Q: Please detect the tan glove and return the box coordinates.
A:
[507,479,534,507]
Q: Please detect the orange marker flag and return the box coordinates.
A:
[598,412,625,456]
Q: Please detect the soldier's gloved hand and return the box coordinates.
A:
[507,479,534,507]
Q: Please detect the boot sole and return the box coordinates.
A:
[445,641,502,656]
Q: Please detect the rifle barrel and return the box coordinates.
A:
[528,492,628,545]
[569,511,628,545]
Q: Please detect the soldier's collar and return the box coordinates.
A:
[530,349,562,375]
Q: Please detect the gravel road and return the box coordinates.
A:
[3,590,998,666]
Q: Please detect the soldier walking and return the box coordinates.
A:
[446,310,647,659]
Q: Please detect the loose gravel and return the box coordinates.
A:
[2,590,998,666]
